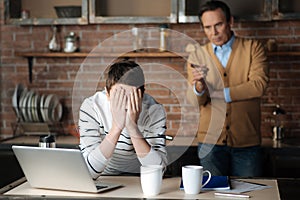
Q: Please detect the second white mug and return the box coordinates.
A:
[140,165,163,196]
[182,165,211,194]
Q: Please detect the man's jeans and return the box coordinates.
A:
[198,143,263,177]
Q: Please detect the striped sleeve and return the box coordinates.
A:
[138,103,168,169]
[78,97,108,179]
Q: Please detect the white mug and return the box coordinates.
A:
[182,165,212,194]
[140,165,163,196]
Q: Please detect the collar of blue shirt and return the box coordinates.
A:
[212,34,235,53]
[212,34,235,67]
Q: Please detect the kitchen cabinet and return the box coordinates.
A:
[272,0,300,20]
[0,149,23,189]
[5,0,88,25]
[5,0,177,25]
[5,0,300,25]
[89,0,178,24]
[178,0,271,23]
[268,148,300,177]
[165,138,300,178]
[178,0,300,23]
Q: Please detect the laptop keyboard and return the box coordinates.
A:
[95,181,109,190]
[96,185,108,190]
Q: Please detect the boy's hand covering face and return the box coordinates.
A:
[110,85,127,131]
[126,87,142,131]
[109,84,142,132]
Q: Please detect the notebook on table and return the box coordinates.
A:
[12,145,122,193]
[180,176,231,191]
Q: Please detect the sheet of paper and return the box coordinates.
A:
[221,180,272,194]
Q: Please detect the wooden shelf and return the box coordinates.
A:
[15,51,184,58]
[16,51,299,83]
[15,51,185,83]
[16,51,300,58]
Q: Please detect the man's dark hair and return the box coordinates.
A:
[198,1,231,24]
[106,60,145,94]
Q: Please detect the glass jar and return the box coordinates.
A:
[159,24,168,52]
[64,32,79,53]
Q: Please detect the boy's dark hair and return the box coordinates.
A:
[106,60,145,94]
[198,1,231,24]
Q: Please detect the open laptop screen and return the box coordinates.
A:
[12,145,122,193]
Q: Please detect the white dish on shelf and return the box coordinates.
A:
[12,84,25,119]
[29,92,34,122]
[35,94,43,122]
[39,94,47,122]
[49,95,63,123]
[31,93,38,122]
[18,88,27,122]
[25,91,34,122]
[16,90,63,123]
[21,89,30,122]
[43,94,54,123]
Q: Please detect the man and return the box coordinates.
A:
[187,1,269,176]
[79,60,167,179]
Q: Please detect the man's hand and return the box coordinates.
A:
[191,64,209,93]
[110,85,127,131]
[102,85,128,159]
[125,88,150,157]
[126,88,142,133]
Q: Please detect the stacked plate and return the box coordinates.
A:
[12,84,63,123]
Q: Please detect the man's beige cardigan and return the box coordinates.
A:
[187,37,269,147]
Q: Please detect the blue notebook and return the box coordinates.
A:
[180,176,231,191]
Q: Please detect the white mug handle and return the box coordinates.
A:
[202,170,212,187]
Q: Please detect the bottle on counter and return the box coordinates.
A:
[272,104,286,141]
[39,134,56,148]
[159,24,169,52]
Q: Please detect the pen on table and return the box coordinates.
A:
[235,179,268,186]
[214,192,250,199]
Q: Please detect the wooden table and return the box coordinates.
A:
[2,176,280,199]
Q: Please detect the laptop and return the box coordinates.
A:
[12,145,122,193]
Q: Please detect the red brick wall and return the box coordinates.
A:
[1,2,300,140]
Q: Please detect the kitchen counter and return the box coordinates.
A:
[262,137,300,149]
[1,135,300,188]
[0,135,79,149]
[1,135,299,149]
